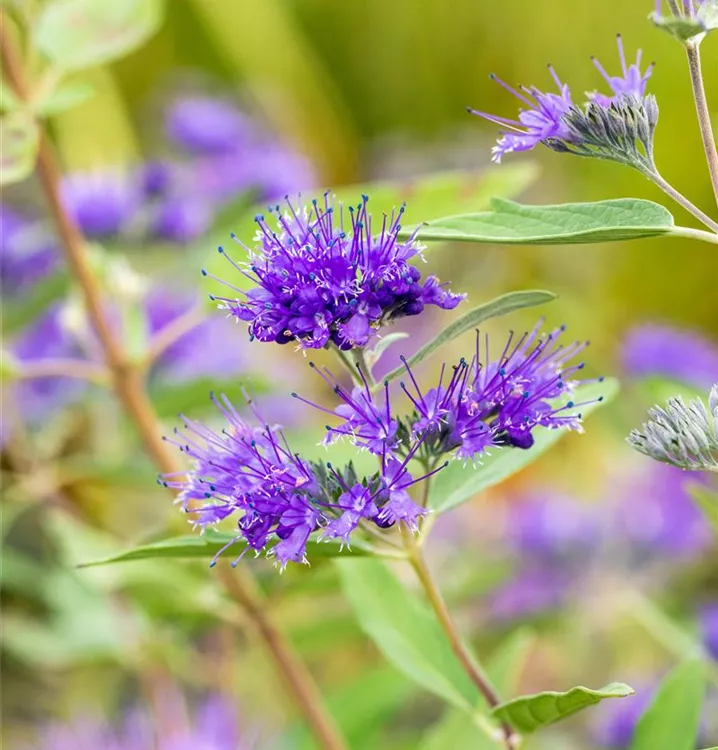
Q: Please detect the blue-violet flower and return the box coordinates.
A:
[206,194,465,350]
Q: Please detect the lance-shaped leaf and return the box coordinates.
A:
[404,198,674,245]
[378,290,556,388]
[492,682,635,733]
[429,378,618,513]
[335,557,484,713]
[80,528,374,567]
[630,660,706,750]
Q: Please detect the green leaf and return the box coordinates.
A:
[0,112,39,185]
[406,198,675,246]
[35,0,165,72]
[149,376,271,419]
[79,528,374,568]
[429,378,619,513]
[492,682,635,734]
[379,290,557,387]
[419,629,536,750]
[688,484,718,540]
[649,11,707,41]
[35,80,96,116]
[630,660,706,750]
[335,557,483,712]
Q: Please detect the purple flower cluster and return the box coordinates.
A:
[56,93,314,244]
[312,321,596,464]
[209,194,464,350]
[163,391,440,569]
[25,694,262,750]
[470,36,654,162]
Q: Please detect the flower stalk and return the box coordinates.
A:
[0,16,348,750]
[401,525,517,749]
[685,40,718,210]
[639,167,718,233]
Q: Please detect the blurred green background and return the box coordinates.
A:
[52,0,718,339]
[3,1,718,748]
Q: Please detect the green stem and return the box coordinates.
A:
[669,226,718,244]
[401,481,516,749]
[402,528,516,749]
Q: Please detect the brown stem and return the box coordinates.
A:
[218,566,347,750]
[685,41,718,211]
[0,17,348,750]
[402,529,516,749]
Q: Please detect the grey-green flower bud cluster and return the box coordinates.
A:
[546,95,659,171]
[627,384,718,472]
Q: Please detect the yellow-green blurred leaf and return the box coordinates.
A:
[35,0,165,71]
[0,111,39,185]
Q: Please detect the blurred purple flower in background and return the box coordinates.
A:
[488,567,571,621]
[145,290,248,382]
[700,603,718,661]
[621,323,718,391]
[150,194,214,245]
[508,491,600,564]
[166,95,254,154]
[157,94,315,230]
[61,170,141,239]
[0,204,59,294]
[6,305,87,442]
[26,694,262,750]
[614,462,712,560]
[487,490,600,621]
[14,90,317,249]
[2,288,251,443]
[591,684,655,748]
